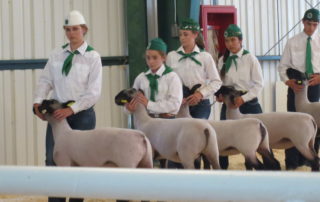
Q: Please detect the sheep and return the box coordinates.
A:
[115,88,221,169]
[37,99,153,168]
[177,98,280,170]
[216,86,319,171]
[286,68,320,152]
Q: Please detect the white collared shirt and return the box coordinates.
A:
[166,45,222,98]
[133,64,183,114]
[218,48,264,102]
[34,41,102,114]
[279,31,320,82]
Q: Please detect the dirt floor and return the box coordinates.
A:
[0,150,311,202]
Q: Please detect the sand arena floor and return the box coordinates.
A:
[0,150,312,202]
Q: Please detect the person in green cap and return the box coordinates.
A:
[125,38,182,170]
[166,18,222,169]
[125,37,182,119]
[278,8,320,170]
[215,24,264,169]
[33,10,102,202]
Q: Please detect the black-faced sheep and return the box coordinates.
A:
[37,99,153,168]
[216,86,319,171]
[115,88,221,169]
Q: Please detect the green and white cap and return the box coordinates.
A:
[64,10,86,26]
[224,24,242,38]
[146,38,167,53]
[179,18,200,31]
[303,8,320,22]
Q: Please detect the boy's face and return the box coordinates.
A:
[145,50,165,73]
[303,20,319,36]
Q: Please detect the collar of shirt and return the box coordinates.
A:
[63,41,88,55]
[230,48,244,58]
[302,30,319,40]
[144,64,166,77]
[177,45,200,54]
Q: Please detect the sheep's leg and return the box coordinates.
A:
[257,148,281,170]
[294,143,319,171]
[244,153,263,171]
[179,155,195,169]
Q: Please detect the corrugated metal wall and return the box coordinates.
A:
[0,0,128,166]
[208,0,320,113]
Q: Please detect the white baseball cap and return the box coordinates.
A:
[64,10,86,26]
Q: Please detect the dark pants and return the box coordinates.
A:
[168,99,211,169]
[46,107,96,202]
[285,84,320,169]
[219,98,263,169]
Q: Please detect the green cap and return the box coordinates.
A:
[179,18,200,31]
[146,38,167,53]
[224,24,242,38]
[303,8,320,22]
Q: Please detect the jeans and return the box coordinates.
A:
[285,84,320,169]
[219,98,263,169]
[46,107,96,202]
[168,99,211,169]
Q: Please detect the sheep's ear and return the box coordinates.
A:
[286,68,306,80]
[62,100,75,108]
[138,89,145,95]
[239,90,247,96]
[183,85,191,98]
[190,84,202,94]
[215,86,233,96]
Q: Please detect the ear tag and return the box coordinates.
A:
[41,109,47,114]
[121,99,128,104]
[67,101,75,107]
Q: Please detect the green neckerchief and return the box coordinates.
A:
[145,65,173,102]
[223,49,249,73]
[177,50,202,66]
[61,43,94,76]
[306,36,313,78]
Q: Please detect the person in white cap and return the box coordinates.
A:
[33,10,102,202]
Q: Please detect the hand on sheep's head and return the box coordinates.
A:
[35,99,75,121]
[215,86,245,108]
[286,68,308,89]
[114,88,138,106]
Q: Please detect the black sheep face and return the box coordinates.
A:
[38,99,63,114]
[37,99,75,115]
[115,88,138,106]
[286,68,307,85]
[215,86,243,105]
[183,84,202,98]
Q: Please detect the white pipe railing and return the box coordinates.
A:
[0,166,319,201]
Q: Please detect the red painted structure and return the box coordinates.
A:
[200,5,237,54]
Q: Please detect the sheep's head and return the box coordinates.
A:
[183,84,202,98]
[286,68,307,85]
[36,99,75,115]
[115,88,138,106]
[215,86,245,105]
